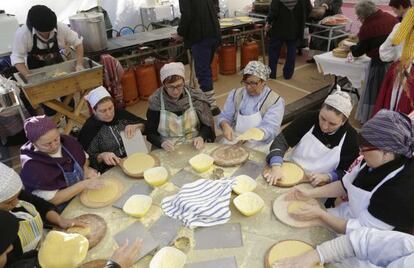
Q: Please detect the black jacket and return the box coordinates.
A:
[177,0,221,47]
[267,0,312,40]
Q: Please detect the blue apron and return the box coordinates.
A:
[55,146,84,211]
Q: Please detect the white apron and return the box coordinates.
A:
[220,109,272,152]
[328,161,404,231]
[289,126,346,174]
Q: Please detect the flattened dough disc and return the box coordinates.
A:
[120,153,160,178]
[211,145,249,167]
[80,179,123,208]
[80,259,108,268]
[265,240,324,268]
[272,185,325,228]
[237,128,265,141]
[67,214,107,249]
[263,162,308,187]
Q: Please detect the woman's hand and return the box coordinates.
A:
[193,137,204,150]
[308,173,330,187]
[83,178,104,190]
[98,152,120,166]
[222,124,234,141]
[284,186,312,201]
[84,167,100,179]
[264,165,283,186]
[58,217,87,229]
[110,238,143,268]
[289,203,325,221]
[124,124,144,139]
[161,140,175,152]
[272,250,320,268]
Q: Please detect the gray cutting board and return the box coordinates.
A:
[112,182,153,209]
[114,221,159,261]
[170,169,202,188]
[120,130,148,155]
[149,215,182,247]
[194,223,243,250]
[185,256,238,268]
[231,160,265,180]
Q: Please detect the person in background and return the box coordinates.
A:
[173,0,221,116]
[146,62,215,151]
[0,210,143,268]
[264,91,358,187]
[272,227,414,268]
[351,0,398,123]
[287,110,414,234]
[306,0,343,63]
[78,86,146,172]
[379,0,412,63]
[0,163,84,265]
[217,61,285,152]
[266,0,312,79]
[11,5,84,116]
[20,116,101,209]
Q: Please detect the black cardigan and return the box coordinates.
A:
[266,110,359,180]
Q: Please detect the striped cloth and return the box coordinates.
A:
[162,179,234,228]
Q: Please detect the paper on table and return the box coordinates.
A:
[194,223,243,250]
[120,130,148,156]
[112,181,153,209]
[185,256,238,268]
[114,221,159,261]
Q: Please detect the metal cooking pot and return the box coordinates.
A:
[0,86,16,108]
[69,12,108,52]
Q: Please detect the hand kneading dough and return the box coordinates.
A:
[149,247,186,268]
[123,195,152,217]
[279,162,304,185]
[39,231,89,268]
[144,167,168,186]
[123,153,156,174]
[268,240,323,268]
[237,128,265,141]
[189,153,214,173]
[232,175,257,194]
[67,226,91,237]
[233,192,264,216]
[86,180,119,203]
[287,201,308,214]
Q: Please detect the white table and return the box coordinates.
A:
[314,52,371,97]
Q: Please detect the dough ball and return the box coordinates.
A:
[123,195,152,218]
[232,175,257,194]
[233,192,264,216]
[39,231,89,268]
[149,247,186,268]
[144,167,169,186]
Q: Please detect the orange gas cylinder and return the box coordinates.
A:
[210,53,219,81]
[155,58,174,87]
[134,63,158,100]
[240,40,259,69]
[219,44,237,75]
[122,69,139,106]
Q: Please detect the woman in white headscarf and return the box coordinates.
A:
[264,91,359,187]
[217,61,285,152]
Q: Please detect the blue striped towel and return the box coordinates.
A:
[162,179,234,228]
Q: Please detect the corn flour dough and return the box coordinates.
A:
[149,247,187,268]
[237,128,265,141]
[279,162,305,186]
[67,226,91,237]
[123,153,156,174]
[233,192,264,216]
[39,231,89,268]
[123,195,152,218]
[232,175,257,195]
[86,180,119,203]
[266,240,324,268]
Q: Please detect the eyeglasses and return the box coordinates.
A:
[165,83,185,91]
[241,80,262,87]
